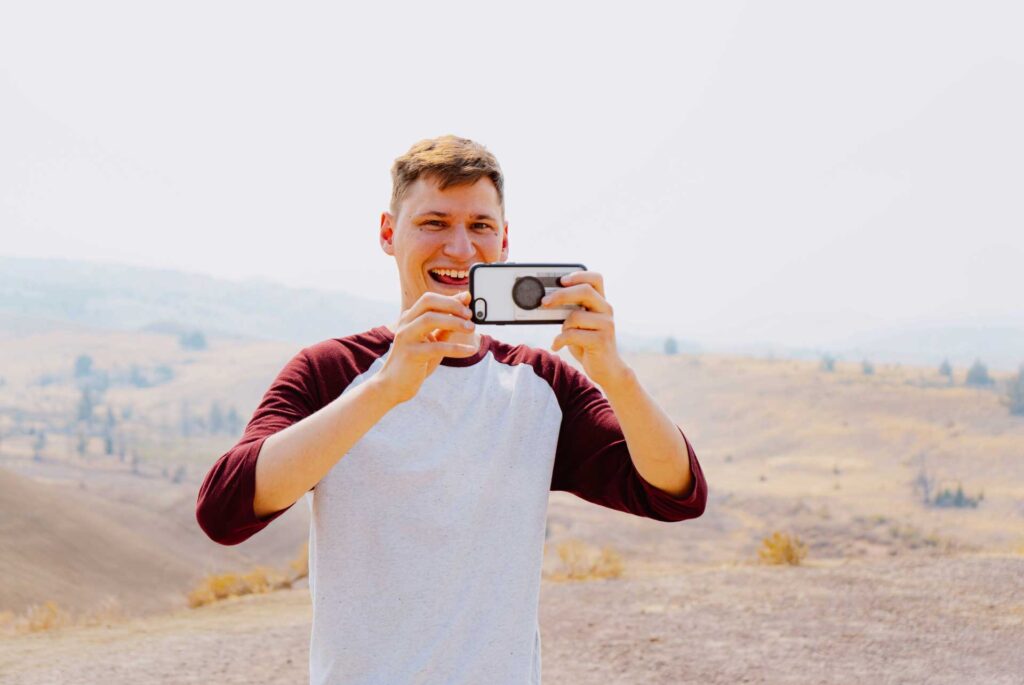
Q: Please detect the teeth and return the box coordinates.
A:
[432,269,468,279]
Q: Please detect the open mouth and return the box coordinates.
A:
[429,268,470,286]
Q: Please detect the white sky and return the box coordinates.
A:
[2,1,1022,349]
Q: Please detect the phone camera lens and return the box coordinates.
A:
[512,276,545,310]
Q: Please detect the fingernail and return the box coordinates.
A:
[463,320,474,329]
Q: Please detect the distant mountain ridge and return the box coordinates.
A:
[0,256,396,346]
[0,255,696,353]
[2,256,1020,371]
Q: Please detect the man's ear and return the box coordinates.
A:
[380,212,396,256]
[500,220,510,262]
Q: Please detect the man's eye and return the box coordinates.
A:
[473,223,492,230]
[425,220,446,227]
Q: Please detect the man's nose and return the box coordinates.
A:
[443,225,476,260]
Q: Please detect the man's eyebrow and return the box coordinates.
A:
[414,211,498,222]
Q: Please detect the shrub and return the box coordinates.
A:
[757,531,807,565]
[966,359,993,387]
[939,359,952,379]
[545,539,623,581]
[932,482,983,509]
[153,364,175,384]
[180,330,207,351]
[0,597,127,636]
[664,337,678,355]
[819,355,835,372]
[187,566,292,608]
[16,601,70,633]
[862,360,874,375]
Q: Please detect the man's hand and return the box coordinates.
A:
[374,291,478,406]
[540,271,632,390]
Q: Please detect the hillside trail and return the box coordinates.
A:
[2,553,1022,685]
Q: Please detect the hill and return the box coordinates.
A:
[0,255,395,346]
[0,464,309,618]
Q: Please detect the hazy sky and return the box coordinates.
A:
[2,1,1022,349]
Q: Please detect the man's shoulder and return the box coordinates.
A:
[300,326,393,373]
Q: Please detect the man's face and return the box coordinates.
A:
[380,175,509,310]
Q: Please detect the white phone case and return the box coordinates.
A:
[469,262,587,325]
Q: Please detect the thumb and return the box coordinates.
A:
[456,291,472,305]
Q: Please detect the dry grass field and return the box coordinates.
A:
[1,328,1022,683]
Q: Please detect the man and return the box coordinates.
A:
[196,135,707,684]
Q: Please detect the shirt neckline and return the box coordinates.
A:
[370,325,492,368]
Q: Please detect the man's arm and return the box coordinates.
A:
[254,291,482,517]
[196,346,398,544]
[253,376,396,517]
[540,269,707,521]
[546,356,707,522]
[597,367,694,498]
[196,293,478,545]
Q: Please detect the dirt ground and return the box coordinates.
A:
[2,552,1021,685]
[3,338,1024,683]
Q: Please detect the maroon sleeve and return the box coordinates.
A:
[195,348,320,545]
[548,358,708,523]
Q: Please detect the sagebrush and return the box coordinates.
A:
[758,531,808,565]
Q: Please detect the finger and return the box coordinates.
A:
[552,329,604,352]
[541,283,612,315]
[428,323,474,343]
[402,312,475,343]
[562,309,611,332]
[560,271,604,297]
[401,292,473,325]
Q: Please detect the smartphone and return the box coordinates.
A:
[469,262,587,325]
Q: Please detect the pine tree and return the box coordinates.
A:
[77,389,94,422]
[966,359,993,387]
[1007,364,1024,416]
[74,354,94,378]
[209,401,225,434]
[226,406,242,436]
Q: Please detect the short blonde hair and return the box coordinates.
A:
[390,135,505,217]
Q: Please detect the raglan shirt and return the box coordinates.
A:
[196,326,707,685]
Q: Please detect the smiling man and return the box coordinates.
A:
[196,135,708,685]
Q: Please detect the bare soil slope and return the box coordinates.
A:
[0,466,309,617]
